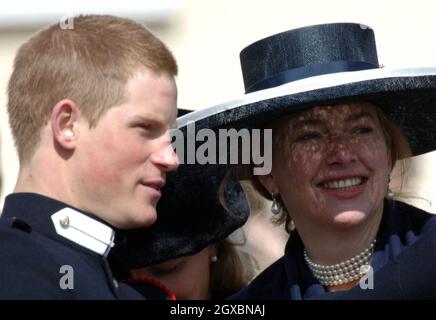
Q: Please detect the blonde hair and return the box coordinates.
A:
[7,14,177,163]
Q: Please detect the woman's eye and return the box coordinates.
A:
[152,262,182,276]
[296,132,321,142]
[354,126,373,135]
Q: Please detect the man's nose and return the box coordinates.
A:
[152,133,180,172]
[159,143,179,172]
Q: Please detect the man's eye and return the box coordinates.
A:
[138,124,151,131]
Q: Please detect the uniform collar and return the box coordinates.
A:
[1,193,115,256]
[51,207,115,256]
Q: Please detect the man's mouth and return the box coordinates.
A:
[146,184,161,191]
[140,180,165,192]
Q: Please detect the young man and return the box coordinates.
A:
[0,14,179,299]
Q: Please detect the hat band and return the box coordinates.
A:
[245,60,379,93]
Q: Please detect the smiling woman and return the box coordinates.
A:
[180,23,436,299]
[267,103,392,224]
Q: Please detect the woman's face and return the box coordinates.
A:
[130,245,216,300]
[259,102,392,230]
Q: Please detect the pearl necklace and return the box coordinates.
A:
[304,239,376,286]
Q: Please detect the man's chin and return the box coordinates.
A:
[137,208,158,227]
[120,207,158,229]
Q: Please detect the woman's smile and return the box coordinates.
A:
[317,176,369,200]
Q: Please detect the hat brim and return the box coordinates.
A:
[178,66,436,156]
[115,164,249,268]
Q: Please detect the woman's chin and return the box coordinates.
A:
[331,210,368,227]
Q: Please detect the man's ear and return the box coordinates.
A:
[256,173,279,196]
[50,99,79,150]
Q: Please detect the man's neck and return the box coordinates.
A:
[14,150,72,206]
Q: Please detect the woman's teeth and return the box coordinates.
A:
[322,177,363,189]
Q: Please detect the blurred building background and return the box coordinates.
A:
[1,0,436,216]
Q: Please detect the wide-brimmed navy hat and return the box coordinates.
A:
[177,23,436,157]
[113,110,249,268]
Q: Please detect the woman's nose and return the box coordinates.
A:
[326,137,357,165]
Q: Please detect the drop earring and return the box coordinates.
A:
[387,189,395,199]
[271,193,282,215]
[387,175,395,199]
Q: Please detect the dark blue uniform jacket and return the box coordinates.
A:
[0,193,145,299]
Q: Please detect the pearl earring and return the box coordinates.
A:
[271,193,281,215]
[210,255,218,263]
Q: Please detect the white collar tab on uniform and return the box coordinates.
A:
[51,208,115,256]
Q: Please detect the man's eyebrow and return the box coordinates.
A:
[133,115,174,128]
[346,111,376,122]
[132,115,161,123]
